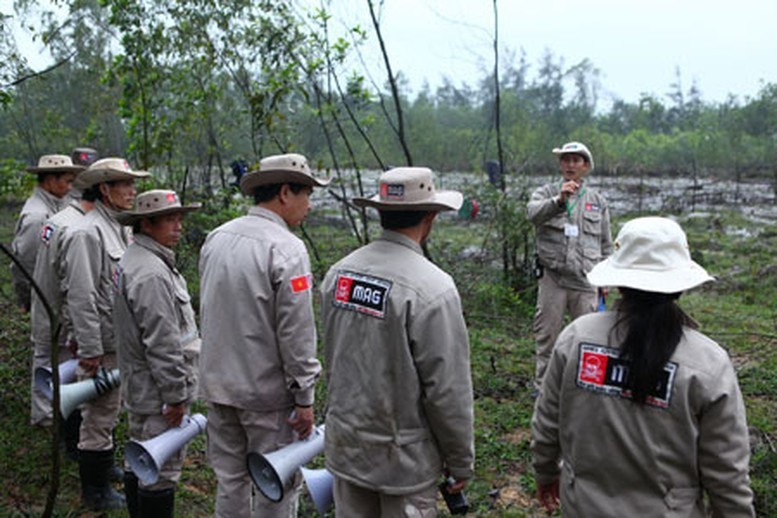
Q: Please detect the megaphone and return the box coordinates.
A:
[301,467,334,515]
[125,413,207,485]
[34,358,79,400]
[247,424,326,502]
[59,367,120,419]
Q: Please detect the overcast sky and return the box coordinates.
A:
[312,0,777,108]
[9,0,777,110]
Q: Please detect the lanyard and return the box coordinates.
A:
[560,182,586,218]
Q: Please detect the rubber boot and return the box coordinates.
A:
[61,409,82,461]
[138,487,175,518]
[124,470,139,518]
[78,449,126,511]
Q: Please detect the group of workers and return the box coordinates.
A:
[11,142,754,517]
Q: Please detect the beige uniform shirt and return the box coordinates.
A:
[113,234,200,415]
[198,206,320,412]
[532,311,754,517]
[11,186,63,309]
[321,230,475,494]
[30,201,86,347]
[527,181,612,291]
[62,200,131,358]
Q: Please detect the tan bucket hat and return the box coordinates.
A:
[116,189,201,225]
[26,154,86,174]
[74,158,150,189]
[239,153,331,195]
[552,141,595,171]
[353,167,463,212]
[587,217,714,293]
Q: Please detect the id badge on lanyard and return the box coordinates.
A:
[564,223,579,237]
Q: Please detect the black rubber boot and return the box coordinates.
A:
[61,409,82,461]
[78,449,126,511]
[124,470,139,518]
[138,487,175,518]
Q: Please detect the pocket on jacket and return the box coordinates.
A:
[663,486,702,511]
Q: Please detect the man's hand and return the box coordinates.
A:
[78,355,102,377]
[446,477,468,493]
[559,180,580,203]
[163,403,186,427]
[287,406,314,439]
[537,479,560,513]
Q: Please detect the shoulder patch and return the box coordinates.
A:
[332,271,392,319]
[585,202,600,211]
[290,273,313,293]
[40,223,57,246]
[576,343,677,409]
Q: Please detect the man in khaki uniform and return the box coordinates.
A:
[62,157,150,511]
[199,153,328,518]
[321,167,475,516]
[527,141,612,394]
[113,190,201,517]
[11,154,84,312]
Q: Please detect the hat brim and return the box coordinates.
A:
[74,168,150,189]
[116,203,201,225]
[587,257,714,293]
[352,190,463,212]
[27,165,86,174]
[239,169,331,195]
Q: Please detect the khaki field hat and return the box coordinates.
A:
[239,153,331,195]
[552,141,595,171]
[353,167,463,212]
[26,154,86,174]
[587,217,714,293]
[74,158,150,189]
[116,189,201,225]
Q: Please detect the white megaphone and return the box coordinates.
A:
[301,467,334,515]
[59,367,121,419]
[34,358,79,400]
[125,413,207,485]
[247,424,326,502]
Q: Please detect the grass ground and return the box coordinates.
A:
[0,196,775,517]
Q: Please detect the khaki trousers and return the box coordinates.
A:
[333,477,438,518]
[207,402,301,518]
[128,411,188,490]
[77,352,121,451]
[533,273,597,389]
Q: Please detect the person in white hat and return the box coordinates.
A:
[527,141,613,395]
[320,167,475,516]
[10,154,86,312]
[60,157,150,510]
[531,217,754,517]
[198,153,329,517]
[112,190,201,517]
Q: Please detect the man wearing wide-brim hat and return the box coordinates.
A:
[113,190,201,517]
[61,157,150,511]
[320,167,475,516]
[10,154,86,311]
[527,141,613,396]
[199,153,329,517]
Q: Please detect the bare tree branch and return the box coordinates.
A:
[2,49,76,88]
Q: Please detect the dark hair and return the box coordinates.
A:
[81,185,100,202]
[379,210,430,230]
[612,288,697,404]
[253,183,308,204]
[37,171,72,184]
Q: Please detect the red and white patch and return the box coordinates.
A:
[576,343,677,409]
[585,202,600,211]
[290,274,313,293]
[332,271,392,319]
[40,223,56,246]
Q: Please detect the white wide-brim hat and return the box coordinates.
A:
[239,153,331,195]
[353,167,463,212]
[587,217,714,293]
[552,141,595,172]
[74,157,150,189]
[116,189,201,225]
[26,154,86,174]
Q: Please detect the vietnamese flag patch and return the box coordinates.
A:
[290,274,312,293]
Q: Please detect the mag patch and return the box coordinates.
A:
[333,271,392,319]
[576,343,677,409]
[40,223,57,246]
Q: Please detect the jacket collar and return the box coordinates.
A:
[378,229,423,256]
[133,233,176,270]
[248,205,289,231]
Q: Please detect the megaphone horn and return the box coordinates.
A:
[247,424,326,502]
[34,358,79,400]
[59,367,120,419]
[125,413,207,485]
[301,467,334,515]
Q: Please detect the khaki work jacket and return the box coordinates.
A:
[321,230,475,494]
[113,234,200,415]
[532,311,755,517]
[527,181,612,291]
[198,206,320,412]
[62,201,131,358]
[11,186,63,309]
